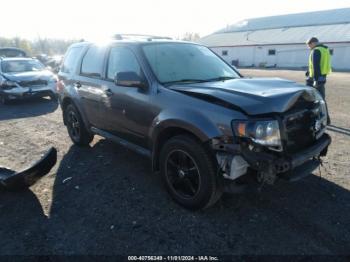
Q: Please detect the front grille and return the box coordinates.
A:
[283,102,325,154]
[20,79,47,87]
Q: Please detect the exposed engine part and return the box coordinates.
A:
[216,153,249,181]
[257,165,277,185]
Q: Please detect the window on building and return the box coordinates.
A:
[268,49,276,56]
[222,50,228,56]
[330,49,334,55]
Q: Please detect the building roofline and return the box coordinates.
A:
[214,21,350,34]
[213,7,350,34]
[208,41,350,48]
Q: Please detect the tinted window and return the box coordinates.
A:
[1,60,45,73]
[107,47,142,80]
[143,43,240,84]
[0,49,26,57]
[81,45,106,77]
[61,46,85,74]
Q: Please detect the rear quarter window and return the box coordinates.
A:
[61,46,85,74]
[80,45,106,78]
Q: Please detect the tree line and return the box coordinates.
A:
[0,32,201,56]
[0,37,79,56]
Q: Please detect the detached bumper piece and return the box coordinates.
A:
[280,159,321,182]
[279,134,331,182]
[0,147,57,190]
[241,134,331,184]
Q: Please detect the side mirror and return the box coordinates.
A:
[115,71,148,89]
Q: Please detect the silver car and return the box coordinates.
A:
[0,57,58,104]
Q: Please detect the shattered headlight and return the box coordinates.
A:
[232,120,282,150]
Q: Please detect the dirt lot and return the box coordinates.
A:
[0,69,349,255]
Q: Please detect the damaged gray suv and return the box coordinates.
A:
[58,35,331,210]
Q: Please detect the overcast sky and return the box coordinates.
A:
[1,0,350,41]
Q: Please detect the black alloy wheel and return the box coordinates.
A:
[67,110,81,141]
[165,149,201,199]
[160,135,223,210]
[65,104,93,146]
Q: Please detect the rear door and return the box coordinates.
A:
[59,45,86,93]
[75,45,107,128]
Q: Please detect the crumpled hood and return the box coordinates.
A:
[2,70,55,82]
[170,78,318,115]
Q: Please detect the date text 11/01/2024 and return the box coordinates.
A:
[127,256,219,261]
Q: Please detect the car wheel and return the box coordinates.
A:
[160,135,223,210]
[64,104,94,146]
[49,94,57,101]
[0,95,8,105]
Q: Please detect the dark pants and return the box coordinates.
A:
[315,82,331,124]
[306,79,330,124]
[314,82,326,99]
[306,79,326,99]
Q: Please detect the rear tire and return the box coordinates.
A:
[0,95,8,105]
[49,93,57,101]
[64,104,93,146]
[160,135,222,210]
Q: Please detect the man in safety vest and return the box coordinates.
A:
[305,37,332,100]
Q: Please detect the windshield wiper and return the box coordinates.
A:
[204,76,236,82]
[163,76,237,86]
[162,79,208,86]
[163,76,237,87]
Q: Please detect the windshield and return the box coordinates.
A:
[1,60,45,73]
[142,43,240,85]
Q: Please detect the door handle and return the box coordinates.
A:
[75,82,82,89]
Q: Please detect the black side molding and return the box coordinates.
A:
[91,127,152,158]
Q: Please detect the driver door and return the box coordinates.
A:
[100,46,153,147]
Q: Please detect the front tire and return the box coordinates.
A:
[49,93,58,101]
[64,104,93,146]
[160,135,222,210]
[0,95,8,105]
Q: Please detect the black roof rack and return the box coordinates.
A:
[113,34,172,41]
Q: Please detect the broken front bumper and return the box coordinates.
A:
[242,133,331,183]
[215,133,331,186]
[1,83,56,100]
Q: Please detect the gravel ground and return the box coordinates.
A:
[0,69,349,255]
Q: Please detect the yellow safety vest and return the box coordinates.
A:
[309,46,332,78]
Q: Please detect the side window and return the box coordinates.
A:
[61,46,84,74]
[107,47,142,80]
[81,45,106,78]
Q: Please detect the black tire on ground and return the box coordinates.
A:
[0,95,8,105]
[49,93,57,101]
[64,104,94,146]
[160,135,223,210]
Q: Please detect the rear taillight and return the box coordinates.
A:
[56,80,65,92]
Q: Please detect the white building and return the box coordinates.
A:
[198,8,350,70]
